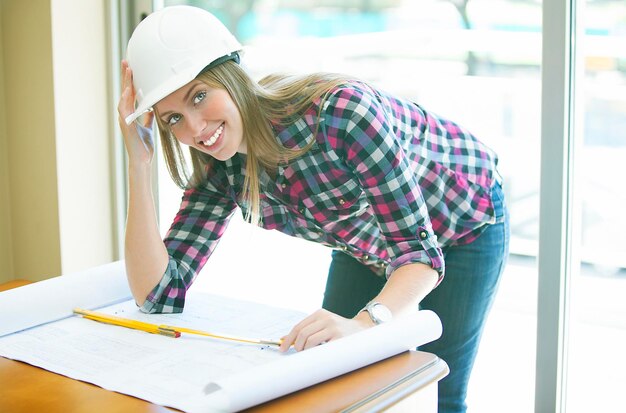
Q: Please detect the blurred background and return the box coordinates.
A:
[156,1,626,411]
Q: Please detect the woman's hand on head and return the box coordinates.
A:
[117,60,155,167]
[279,309,372,352]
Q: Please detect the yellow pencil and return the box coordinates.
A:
[159,324,282,346]
[73,308,181,338]
[73,308,282,346]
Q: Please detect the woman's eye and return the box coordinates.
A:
[167,114,182,126]
[193,91,206,105]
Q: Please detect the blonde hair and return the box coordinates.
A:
[155,61,352,225]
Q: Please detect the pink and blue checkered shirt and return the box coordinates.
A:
[141,82,502,313]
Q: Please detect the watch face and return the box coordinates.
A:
[370,303,392,324]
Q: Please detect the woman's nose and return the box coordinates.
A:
[184,113,206,141]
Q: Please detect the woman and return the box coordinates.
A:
[118,6,509,413]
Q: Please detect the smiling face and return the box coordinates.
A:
[155,79,246,160]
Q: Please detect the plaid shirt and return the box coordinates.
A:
[141,82,501,313]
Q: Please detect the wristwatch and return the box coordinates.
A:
[360,301,393,325]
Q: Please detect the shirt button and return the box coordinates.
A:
[281,183,287,189]
[363,254,369,261]
[339,198,345,206]
[419,230,428,240]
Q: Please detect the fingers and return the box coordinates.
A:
[296,322,334,351]
[279,309,342,352]
[118,60,136,121]
[291,320,325,351]
[116,60,155,162]
[120,60,131,93]
[280,314,313,352]
[280,324,319,352]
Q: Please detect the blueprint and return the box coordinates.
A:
[0,261,442,412]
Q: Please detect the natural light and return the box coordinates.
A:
[155,1,626,411]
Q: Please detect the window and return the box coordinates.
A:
[566,1,626,411]
[141,0,625,410]
[156,1,541,409]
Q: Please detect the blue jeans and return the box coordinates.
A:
[322,183,510,413]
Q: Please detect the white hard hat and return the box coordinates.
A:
[124,6,242,125]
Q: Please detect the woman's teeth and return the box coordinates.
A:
[200,124,224,147]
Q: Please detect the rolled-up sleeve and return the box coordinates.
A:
[140,177,237,313]
[324,86,445,284]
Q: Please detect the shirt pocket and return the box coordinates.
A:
[300,179,368,224]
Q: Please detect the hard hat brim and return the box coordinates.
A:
[124,51,242,125]
[125,110,145,125]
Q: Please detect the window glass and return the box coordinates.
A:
[566,1,626,411]
[157,1,541,410]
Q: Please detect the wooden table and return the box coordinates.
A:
[0,280,448,412]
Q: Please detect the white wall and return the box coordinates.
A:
[50,0,114,274]
[0,0,117,282]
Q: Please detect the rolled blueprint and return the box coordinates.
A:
[0,260,130,337]
[187,310,442,412]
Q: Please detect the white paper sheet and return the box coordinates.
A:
[189,310,443,412]
[0,292,305,411]
[0,260,443,412]
[0,260,130,337]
